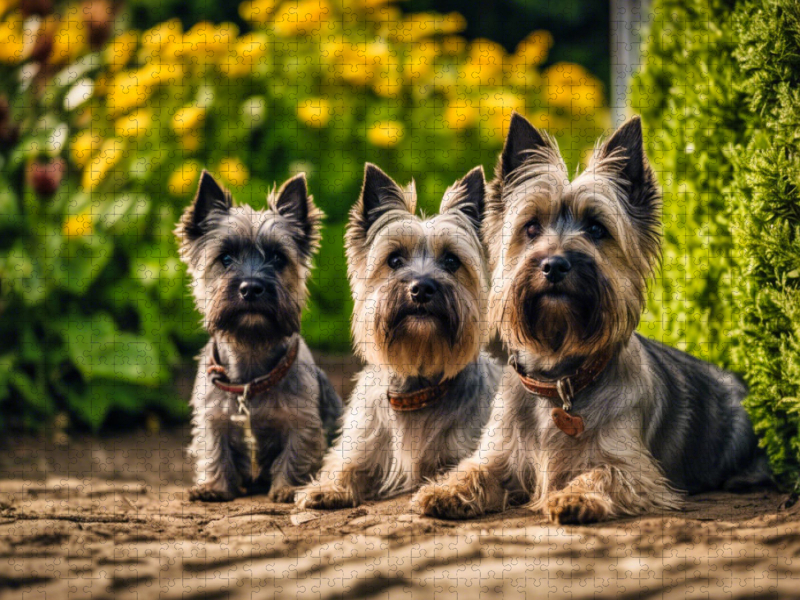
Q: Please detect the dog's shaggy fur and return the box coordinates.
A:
[297,164,500,508]
[413,114,771,524]
[177,171,341,503]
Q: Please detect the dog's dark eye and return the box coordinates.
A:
[525,220,541,239]
[586,221,608,241]
[220,254,234,268]
[442,252,461,273]
[271,251,287,271]
[387,251,404,270]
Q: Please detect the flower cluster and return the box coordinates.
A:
[0,0,608,430]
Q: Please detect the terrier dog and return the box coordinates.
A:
[296,163,501,509]
[413,114,771,524]
[176,171,342,503]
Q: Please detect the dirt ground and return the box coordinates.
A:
[2,355,800,599]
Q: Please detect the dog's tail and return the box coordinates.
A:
[316,369,343,447]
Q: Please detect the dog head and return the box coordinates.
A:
[485,113,661,365]
[176,170,322,346]
[346,163,489,379]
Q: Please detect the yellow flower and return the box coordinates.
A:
[443,100,478,130]
[107,69,155,116]
[440,36,467,55]
[171,106,206,136]
[273,0,332,37]
[218,157,249,188]
[544,63,601,109]
[179,21,237,59]
[239,0,278,24]
[0,12,28,63]
[405,41,439,83]
[297,98,331,128]
[168,162,202,196]
[482,93,525,140]
[513,30,553,67]
[179,132,202,152]
[82,138,125,191]
[105,31,139,72]
[391,12,465,42]
[139,61,185,86]
[367,121,404,148]
[142,19,182,53]
[114,108,152,138]
[461,38,506,87]
[50,5,88,64]
[70,131,103,167]
[63,213,93,238]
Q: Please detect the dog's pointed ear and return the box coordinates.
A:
[356,163,411,231]
[441,165,485,233]
[500,112,554,178]
[274,173,322,257]
[177,170,232,243]
[596,116,647,187]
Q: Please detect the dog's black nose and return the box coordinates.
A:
[541,255,571,283]
[409,278,437,304]
[239,279,266,301]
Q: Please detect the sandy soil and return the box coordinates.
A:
[1,355,799,599]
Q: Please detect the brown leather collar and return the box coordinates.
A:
[387,379,451,412]
[514,348,613,410]
[207,336,300,397]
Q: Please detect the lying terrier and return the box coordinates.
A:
[176,171,342,503]
[297,163,500,509]
[414,114,771,524]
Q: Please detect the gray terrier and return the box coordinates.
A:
[414,114,771,523]
[297,164,501,509]
[176,171,342,503]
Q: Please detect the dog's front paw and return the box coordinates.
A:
[188,483,237,503]
[412,482,484,520]
[546,492,612,525]
[296,486,357,510]
[267,485,298,503]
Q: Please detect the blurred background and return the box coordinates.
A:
[2,0,799,491]
[0,0,610,432]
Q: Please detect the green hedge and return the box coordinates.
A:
[730,0,800,487]
[630,0,751,367]
[634,0,800,487]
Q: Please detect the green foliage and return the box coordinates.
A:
[0,0,607,431]
[634,0,800,487]
[630,0,751,367]
[730,0,800,487]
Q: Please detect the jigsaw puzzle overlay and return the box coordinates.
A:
[2,0,800,597]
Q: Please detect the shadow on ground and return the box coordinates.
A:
[1,352,797,599]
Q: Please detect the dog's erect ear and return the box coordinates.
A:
[596,116,647,187]
[357,163,412,231]
[441,165,485,233]
[177,170,232,243]
[274,173,322,258]
[500,112,554,178]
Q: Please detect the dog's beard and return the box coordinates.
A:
[206,283,301,345]
[381,289,462,351]
[513,262,615,355]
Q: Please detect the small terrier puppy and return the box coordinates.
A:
[176,171,342,503]
[297,163,500,508]
[414,113,771,523]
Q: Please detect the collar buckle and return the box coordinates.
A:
[556,377,574,411]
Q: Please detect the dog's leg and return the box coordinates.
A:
[412,454,513,520]
[189,412,241,502]
[296,424,388,509]
[546,461,680,525]
[266,426,326,503]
